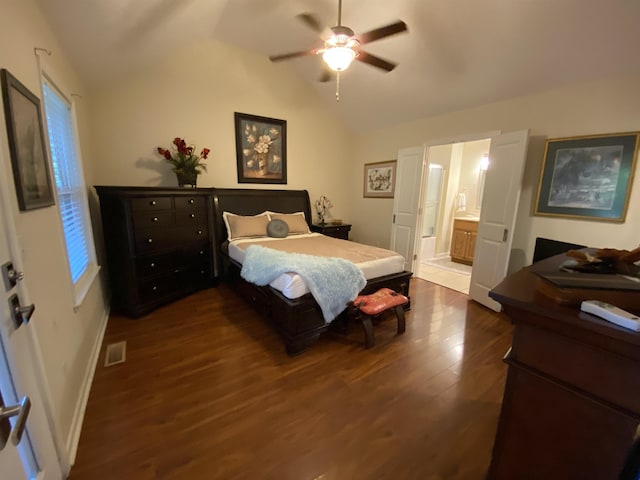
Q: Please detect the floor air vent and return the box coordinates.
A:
[104,341,126,367]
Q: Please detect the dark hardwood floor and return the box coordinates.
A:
[69,278,512,480]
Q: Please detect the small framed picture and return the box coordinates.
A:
[234,112,287,184]
[1,69,54,211]
[363,160,396,198]
[534,132,639,222]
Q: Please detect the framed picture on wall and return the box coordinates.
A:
[1,69,54,211]
[534,132,639,222]
[234,112,287,184]
[363,160,396,198]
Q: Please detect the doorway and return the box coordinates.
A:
[415,138,492,294]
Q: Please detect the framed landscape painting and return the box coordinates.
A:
[363,160,396,198]
[535,132,639,222]
[234,112,287,184]
[1,69,54,211]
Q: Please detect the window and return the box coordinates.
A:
[41,77,97,305]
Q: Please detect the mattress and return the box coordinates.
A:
[228,233,405,299]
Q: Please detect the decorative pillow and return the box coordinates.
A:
[266,219,289,238]
[267,212,311,234]
[222,211,269,241]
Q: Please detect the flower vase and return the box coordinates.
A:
[176,172,197,188]
[258,154,268,176]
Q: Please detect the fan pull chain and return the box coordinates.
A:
[336,71,341,102]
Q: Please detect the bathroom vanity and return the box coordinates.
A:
[451,218,478,265]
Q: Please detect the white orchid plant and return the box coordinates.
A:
[314,195,333,224]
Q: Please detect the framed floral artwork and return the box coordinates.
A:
[1,68,54,211]
[534,132,639,222]
[234,112,287,184]
[363,160,396,198]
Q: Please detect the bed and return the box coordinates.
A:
[212,188,412,354]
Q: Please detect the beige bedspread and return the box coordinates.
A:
[233,235,400,264]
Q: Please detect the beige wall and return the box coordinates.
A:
[352,72,640,269]
[0,0,109,465]
[88,39,355,226]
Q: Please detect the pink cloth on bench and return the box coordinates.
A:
[353,288,408,316]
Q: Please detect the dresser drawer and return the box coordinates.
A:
[135,225,209,253]
[131,196,172,212]
[132,211,174,229]
[178,262,212,287]
[175,208,207,225]
[174,196,205,210]
[138,277,170,304]
[136,245,210,278]
[184,245,211,265]
[135,254,174,278]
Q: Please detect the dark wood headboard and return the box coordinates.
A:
[211,188,312,275]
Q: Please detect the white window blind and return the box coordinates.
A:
[42,81,93,287]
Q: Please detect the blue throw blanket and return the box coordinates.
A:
[240,245,366,322]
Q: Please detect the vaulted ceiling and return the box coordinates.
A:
[35,0,640,132]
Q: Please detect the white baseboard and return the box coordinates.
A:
[65,306,109,465]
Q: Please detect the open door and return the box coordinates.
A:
[390,146,426,272]
[469,130,529,311]
[0,148,63,478]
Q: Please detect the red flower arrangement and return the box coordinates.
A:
[157,137,210,174]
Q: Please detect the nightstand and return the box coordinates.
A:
[311,223,351,240]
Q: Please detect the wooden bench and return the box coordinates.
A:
[350,288,409,349]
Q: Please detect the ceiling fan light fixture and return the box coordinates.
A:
[322,46,357,71]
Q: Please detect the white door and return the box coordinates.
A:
[0,191,62,477]
[390,146,426,272]
[469,130,529,310]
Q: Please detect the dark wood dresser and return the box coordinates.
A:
[487,255,640,479]
[95,186,216,317]
[311,222,351,240]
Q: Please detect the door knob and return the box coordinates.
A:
[0,396,31,450]
[8,294,35,328]
[2,261,24,290]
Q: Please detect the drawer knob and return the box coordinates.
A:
[197,229,203,235]
[150,200,156,206]
[152,217,158,222]
[199,250,204,255]
[150,263,155,268]
[190,213,195,218]
[152,286,157,291]
[189,199,194,204]
[200,270,205,274]
[147,238,153,244]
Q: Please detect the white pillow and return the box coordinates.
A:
[222,211,269,241]
[266,211,311,234]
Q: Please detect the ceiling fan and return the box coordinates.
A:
[269,0,408,76]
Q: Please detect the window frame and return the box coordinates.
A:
[40,71,99,308]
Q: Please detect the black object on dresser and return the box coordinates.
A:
[95,186,216,317]
[311,222,351,240]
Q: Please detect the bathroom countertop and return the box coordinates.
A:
[454,215,480,222]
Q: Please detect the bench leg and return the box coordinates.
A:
[394,305,406,335]
[361,316,375,349]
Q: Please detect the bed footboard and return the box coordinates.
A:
[226,259,329,355]
[225,258,411,355]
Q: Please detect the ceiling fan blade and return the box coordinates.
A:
[357,51,397,72]
[296,13,334,40]
[269,50,316,62]
[296,13,324,34]
[318,70,333,83]
[356,20,408,45]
